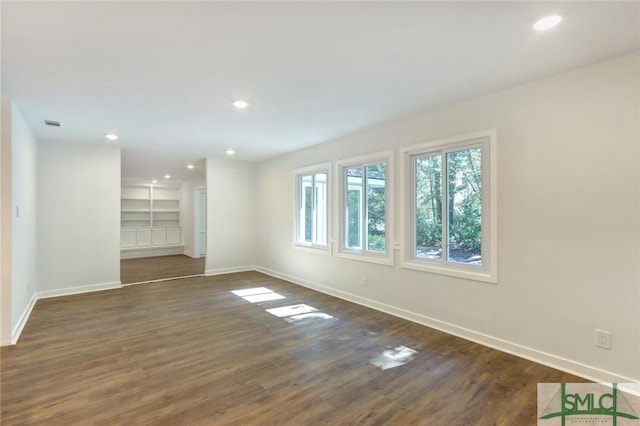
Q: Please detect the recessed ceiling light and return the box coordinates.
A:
[533,15,562,31]
[164,174,171,179]
[233,100,249,109]
[105,133,119,141]
[152,179,157,184]
[225,149,235,156]
[187,164,195,169]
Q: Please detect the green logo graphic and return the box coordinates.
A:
[539,383,639,426]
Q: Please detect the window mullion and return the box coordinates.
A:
[341,167,349,249]
[311,174,317,246]
[342,169,347,249]
[440,152,448,263]
[358,167,363,250]
[344,168,350,250]
[412,157,418,259]
[298,177,303,243]
[362,167,368,252]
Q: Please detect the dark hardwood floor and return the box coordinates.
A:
[1,272,586,425]
[120,254,205,284]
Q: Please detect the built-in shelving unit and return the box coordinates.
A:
[120,184,183,258]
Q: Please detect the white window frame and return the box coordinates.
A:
[293,162,331,252]
[336,151,393,266]
[400,130,497,283]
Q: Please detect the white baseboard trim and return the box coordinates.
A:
[120,245,184,259]
[205,266,254,276]
[11,292,38,345]
[183,250,197,258]
[38,281,122,299]
[254,265,638,385]
[122,274,204,286]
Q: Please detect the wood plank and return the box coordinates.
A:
[120,254,205,284]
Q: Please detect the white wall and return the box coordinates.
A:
[37,140,121,295]
[181,177,206,258]
[205,157,254,274]
[254,51,640,382]
[1,98,13,345]
[10,102,38,340]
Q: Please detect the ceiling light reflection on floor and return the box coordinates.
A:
[370,345,417,370]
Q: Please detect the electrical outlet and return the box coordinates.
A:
[595,329,611,350]
[362,276,368,287]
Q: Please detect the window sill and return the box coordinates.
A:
[401,260,497,284]
[336,251,393,266]
[293,244,331,255]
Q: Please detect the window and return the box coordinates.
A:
[337,152,392,264]
[295,164,330,250]
[403,131,496,282]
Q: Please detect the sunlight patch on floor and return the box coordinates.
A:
[283,312,334,323]
[231,287,286,303]
[233,291,335,324]
[266,304,318,318]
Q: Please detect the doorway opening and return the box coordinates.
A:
[119,158,207,285]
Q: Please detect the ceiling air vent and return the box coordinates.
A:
[44,120,61,127]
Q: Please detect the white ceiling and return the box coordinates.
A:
[2,2,639,182]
